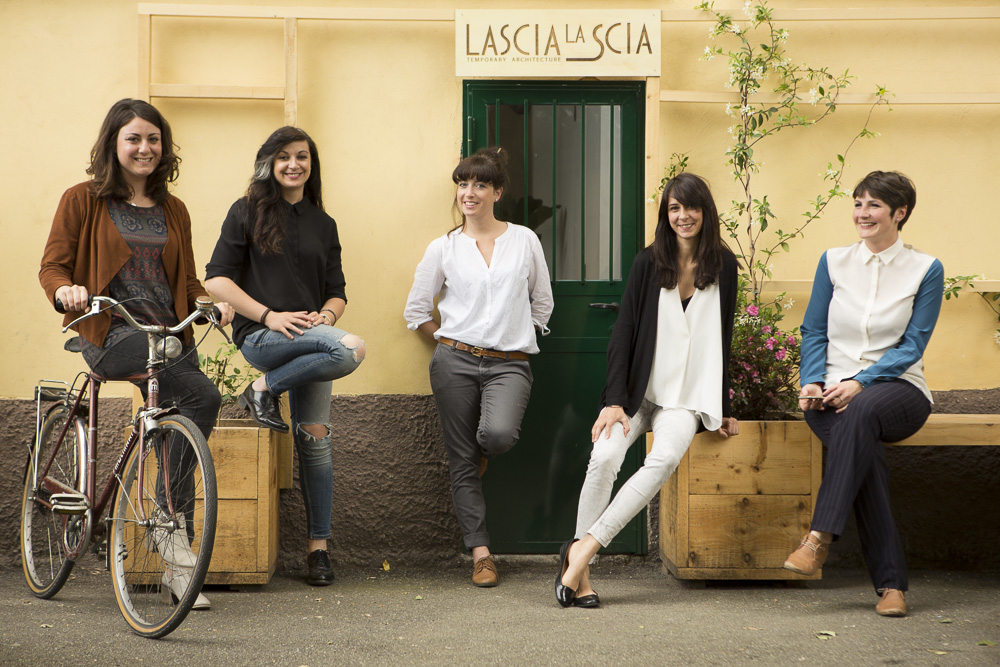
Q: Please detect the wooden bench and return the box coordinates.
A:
[659,413,999,581]
[888,413,1000,446]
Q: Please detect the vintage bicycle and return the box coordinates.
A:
[21,294,229,638]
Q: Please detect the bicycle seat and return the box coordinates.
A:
[64,336,83,353]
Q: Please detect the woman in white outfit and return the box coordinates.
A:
[556,172,739,608]
[404,147,553,587]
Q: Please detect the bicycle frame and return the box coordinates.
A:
[32,295,228,563]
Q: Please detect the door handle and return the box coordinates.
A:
[589,302,619,312]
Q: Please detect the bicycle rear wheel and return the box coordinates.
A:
[21,403,82,598]
[110,415,217,638]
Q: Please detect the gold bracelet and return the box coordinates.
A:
[320,312,332,325]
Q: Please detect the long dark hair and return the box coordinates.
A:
[652,172,727,289]
[450,146,508,232]
[246,126,324,255]
[87,98,180,204]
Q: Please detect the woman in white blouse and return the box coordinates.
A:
[784,171,944,618]
[556,172,739,608]
[404,147,553,588]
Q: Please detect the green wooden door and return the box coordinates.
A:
[466,81,646,553]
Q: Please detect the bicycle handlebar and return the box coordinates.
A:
[56,295,232,344]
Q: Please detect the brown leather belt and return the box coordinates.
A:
[438,337,530,361]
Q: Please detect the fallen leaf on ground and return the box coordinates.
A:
[978,640,996,647]
[415,595,424,600]
[940,618,953,624]
[382,559,390,571]
[815,631,836,641]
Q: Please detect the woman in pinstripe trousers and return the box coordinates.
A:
[784,171,945,617]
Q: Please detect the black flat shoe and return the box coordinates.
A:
[572,593,601,608]
[307,549,335,586]
[239,384,289,433]
[554,538,578,607]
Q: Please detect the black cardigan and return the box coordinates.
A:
[600,247,738,428]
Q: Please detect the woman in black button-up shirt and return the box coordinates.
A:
[206,126,366,587]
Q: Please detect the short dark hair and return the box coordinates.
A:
[87,98,180,204]
[852,170,916,230]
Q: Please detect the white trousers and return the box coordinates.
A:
[575,400,699,547]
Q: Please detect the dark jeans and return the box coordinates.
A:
[805,379,930,592]
[88,331,221,530]
[429,343,533,550]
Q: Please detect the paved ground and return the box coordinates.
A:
[1,554,998,666]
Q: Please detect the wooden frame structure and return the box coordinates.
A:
[137,3,1000,255]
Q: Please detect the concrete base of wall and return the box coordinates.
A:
[2,392,998,576]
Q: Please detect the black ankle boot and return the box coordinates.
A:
[307,549,335,586]
[238,384,289,433]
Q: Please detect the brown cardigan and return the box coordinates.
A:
[39,181,210,346]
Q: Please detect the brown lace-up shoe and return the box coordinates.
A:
[783,533,829,576]
[876,588,907,617]
[472,555,498,587]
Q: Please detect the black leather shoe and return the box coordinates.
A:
[572,593,601,608]
[554,538,577,607]
[239,384,289,433]
[307,549,335,586]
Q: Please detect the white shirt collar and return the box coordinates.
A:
[859,236,904,265]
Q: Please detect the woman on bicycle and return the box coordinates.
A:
[205,126,365,587]
[403,147,553,588]
[39,98,234,610]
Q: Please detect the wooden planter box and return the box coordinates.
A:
[203,419,283,585]
[128,388,294,585]
[659,420,822,580]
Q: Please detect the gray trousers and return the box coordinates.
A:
[429,344,532,549]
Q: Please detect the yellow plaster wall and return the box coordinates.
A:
[1,0,997,399]
[658,8,1000,390]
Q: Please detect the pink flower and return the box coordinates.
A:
[775,348,787,361]
[786,336,797,346]
[746,305,759,316]
[765,337,776,350]
[729,388,735,399]
[761,325,772,334]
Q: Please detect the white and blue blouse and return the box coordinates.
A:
[799,237,944,402]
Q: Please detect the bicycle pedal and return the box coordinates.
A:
[50,493,90,515]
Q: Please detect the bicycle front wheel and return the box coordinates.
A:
[110,415,217,638]
[21,403,82,598]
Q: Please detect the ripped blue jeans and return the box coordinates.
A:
[241,325,365,539]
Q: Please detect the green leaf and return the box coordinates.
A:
[978,640,996,647]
